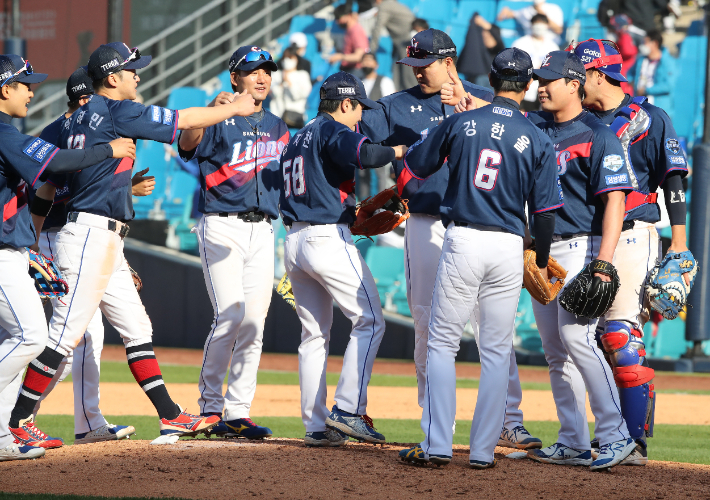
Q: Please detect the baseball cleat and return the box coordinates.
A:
[497,425,543,450]
[74,423,136,444]
[304,429,349,447]
[590,438,636,471]
[0,440,45,461]
[469,459,497,469]
[159,407,220,437]
[223,418,272,439]
[326,405,386,444]
[10,417,64,449]
[202,415,229,437]
[527,443,593,466]
[399,445,451,466]
[620,442,648,466]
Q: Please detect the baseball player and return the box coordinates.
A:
[0,54,136,459]
[526,50,636,470]
[29,67,161,444]
[7,42,257,446]
[398,48,561,469]
[280,72,406,447]
[358,29,540,449]
[572,39,690,465]
[178,46,289,439]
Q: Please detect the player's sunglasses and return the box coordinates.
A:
[230,50,274,72]
[121,47,141,67]
[0,59,33,87]
[406,46,444,59]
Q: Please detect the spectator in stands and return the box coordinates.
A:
[511,14,559,111]
[361,52,396,100]
[619,0,669,42]
[370,0,417,91]
[628,29,675,114]
[457,13,504,89]
[497,0,563,37]
[412,18,429,34]
[270,47,313,129]
[283,32,312,77]
[329,4,369,74]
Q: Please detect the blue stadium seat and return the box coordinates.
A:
[167,87,208,109]
[355,235,378,260]
[646,318,689,359]
[514,290,543,353]
[375,35,393,79]
[546,0,578,27]
[289,15,327,34]
[413,0,456,22]
[456,0,497,24]
[365,246,405,305]
[132,140,172,219]
[674,36,706,144]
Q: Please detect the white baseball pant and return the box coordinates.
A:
[532,235,630,449]
[284,222,385,432]
[0,247,48,447]
[421,226,523,463]
[194,214,274,420]
[404,213,525,429]
[48,213,153,356]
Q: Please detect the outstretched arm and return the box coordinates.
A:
[178,91,237,152]
[177,90,255,132]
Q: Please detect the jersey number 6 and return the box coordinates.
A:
[283,156,306,198]
[473,149,501,191]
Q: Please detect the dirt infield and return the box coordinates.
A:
[1,439,708,499]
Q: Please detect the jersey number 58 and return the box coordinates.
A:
[283,156,306,197]
[473,149,501,191]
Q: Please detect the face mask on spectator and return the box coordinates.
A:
[531,23,548,38]
[361,66,375,76]
[283,57,298,70]
[639,43,652,57]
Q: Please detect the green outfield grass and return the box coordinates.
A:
[32,414,710,465]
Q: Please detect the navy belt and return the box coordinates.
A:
[218,211,270,223]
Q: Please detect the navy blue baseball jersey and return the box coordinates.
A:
[591,95,688,224]
[403,96,561,237]
[358,81,493,216]
[36,114,70,230]
[0,111,58,248]
[279,113,374,225]
[535,111,633,236]
[179,110,289,217]
[60,95,179,221]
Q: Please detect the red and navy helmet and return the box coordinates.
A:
[569,39,627,83]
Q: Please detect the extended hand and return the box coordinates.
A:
[393,145,407,160]
[132,168,156,197]
[232,89,256,116]
[109,138,136,159]
[440,68,466,107]
[210,91,235,107]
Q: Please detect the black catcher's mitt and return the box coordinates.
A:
[559,259,620,319]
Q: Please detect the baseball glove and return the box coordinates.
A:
[27,248,69,299]
[645,250,698,320]
[523,249,567,305]
[129,264,143,294]
[559,259,620,319]
[350,186,409,237]
[277,272,296,310]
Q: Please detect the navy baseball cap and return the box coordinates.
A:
[87,42,152,80]
[572,39,627,82]
[491,48,533,82]
[228,46,278,73]
[398,29,457,67]
[66,66,94,101]
[0,55,47,87]
[319,71,378,109]
[533,50,586,84]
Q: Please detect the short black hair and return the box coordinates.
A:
[565,77,586,100]
[531,13,549,24]
[92,70,123,91]
[361,52,377,63]
[490,70,528,93]
[647,29,663,48]
[67,99,81,109]
[318,98,360,113]
[334,4,352,19]
[412,18,429,30]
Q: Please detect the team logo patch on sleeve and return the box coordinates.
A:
[668,155,686,165]
[33,142,55,162]
[162,108,173,125]
[602,154,624,172]
[151,105,162,123]
[665,138,681,155]
[23,138,52,162]
[492,107,513,117]
[605,173,628,185]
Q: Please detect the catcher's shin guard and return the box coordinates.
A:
[601,321,655,440]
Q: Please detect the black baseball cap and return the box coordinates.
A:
[87,42,152,80]
[491,48,533,82]
[397,29,457,68]
[228,46,278,73]
[319,71,378,109]
[66,66,94,101]
[533,50,586,84]
[0,54,47,87]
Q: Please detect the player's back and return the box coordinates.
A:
[405,96,560,237]
[279,114,364,225]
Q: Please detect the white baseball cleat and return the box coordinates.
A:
[590,438,637,471]
[74,423,136,444]
[498,425,543,449]
[527,443,593,466]
[0,440,45,461]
